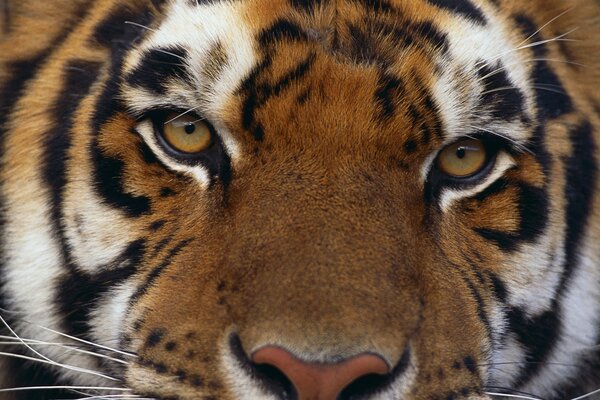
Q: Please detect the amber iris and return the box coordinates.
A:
[437,139,487,178]
[162,113,212,154]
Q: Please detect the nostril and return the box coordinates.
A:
[252,346,390,400]
[339,347,412,399]
[229,335,297,399]
[253,362,297,399]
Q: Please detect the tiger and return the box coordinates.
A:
[0,0,599,399]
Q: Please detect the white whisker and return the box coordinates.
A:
[466,125,534,155]
[570,388,600,400]
[57,395,148,400]
[153,48,187,62]
[485,392,543,400]
[516,28,579,52]
[124,21,157,33]
[0,309,137,358]
[476,28,580,71]
[0,314,120,382]
[480,86,520,95]
[480,84,566,96]
[164,106,201,124]
[0,351,118,382]
[477,58,585,84]
[0,386,132,393]
[516,7,574,48]
[0,336,129,365]
[34,325,137,358]
[530,85,567,95]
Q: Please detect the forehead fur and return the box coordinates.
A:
[124,0,538,156]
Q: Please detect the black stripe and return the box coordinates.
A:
[507,306,559,386]
[426,0,486,24]
[515,184,549,241]
[410,72,443,140]
[43,60,103,259]
[413,21,450,54]
[474,183,548,251]
[561,119,597,281]
[374,72,405,122]
[149,219,167,232]
[347,24,390,67]
[240,59,271,141]
[513,14,572,119]
[0,357,79,399]
[130,239,193,304]
[151,237,172,258]
[46,2,152,357]
[474,228,519,251]
[458,269,493,348]
[126,46,190,94]
[478,63,525,121]
[92,6,153,132]
[486,271,508,303]
[258,53,316,103]
[44,59,106,347]
[528,126,553,181]
[0,38,68,314]
[289,0,327,12]
[91,6,154,217]
[57,239,146,338]
[259,19,309,47]
[240,53,315,141]
[513,119,597,385]
[92,6,148,47]
[350,0,394,13]
[373,20,450,55]
[90,141,152,217]
[0,6,91,395]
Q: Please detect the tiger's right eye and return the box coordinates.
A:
[161,113,213,154]
[436,139,488,178]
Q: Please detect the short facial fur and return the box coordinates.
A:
[0,0,599,399]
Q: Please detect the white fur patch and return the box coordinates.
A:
[62,180,136,273]
[430,5,535,149]
[520,231,600,398]
[2,171,113,387]
[125,0,257,172]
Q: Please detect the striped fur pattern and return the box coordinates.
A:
[0,0,599,399]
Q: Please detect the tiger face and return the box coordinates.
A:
[0,0,599,399]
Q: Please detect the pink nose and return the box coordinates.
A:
[251,346,390,400]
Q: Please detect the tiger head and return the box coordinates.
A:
[1,0,599,399]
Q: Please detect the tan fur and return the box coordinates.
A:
[0,0,599,399]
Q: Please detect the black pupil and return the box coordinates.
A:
[184,123,196,135]
[456,147,467,159]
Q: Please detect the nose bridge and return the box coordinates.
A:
[229,172,402,288]
[231,162,411,264]
[223,167,427,364]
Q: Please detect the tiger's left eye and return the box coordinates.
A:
[162,113,212,154]
[436,139,488,178]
